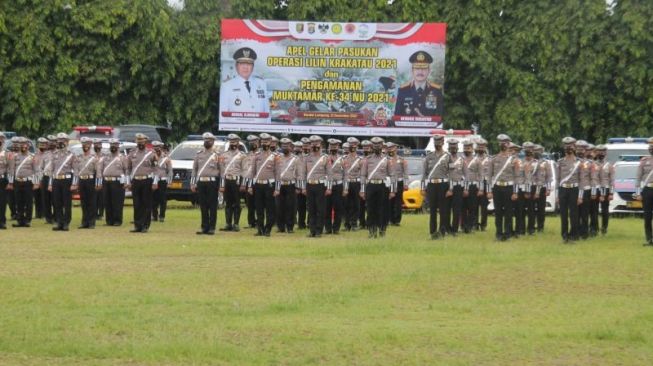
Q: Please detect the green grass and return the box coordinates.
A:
[1,203,652,365]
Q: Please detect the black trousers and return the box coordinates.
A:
[8,184,16,218]
[478,189,489,230]
[344,181,360,229]
[96,181,105,219]
[446,185,464,233]
[224,179,241,227]
[296,191,307,229]
[33,184,42,218]
[132,178,153,230]
[390,181,404,225]
[589,194,599,235]
[52,178,72,227]
[463,184,479,232]
[559,187,579,240]
[276,184,297,231]
[246,188,257,227]
[153,180,168,220]
[579,189,591,238]
[365,183,386,231]
[643,187,653,242]
[513,190,526,235]
[325,183,344,233]
[492,185,513,238]
[307,183,325,235]
[255,182,275,234]
[0,177,7,226]
[41,176,53,222]
[527,186,537,233]
[15,181,33,225]
[79,178,97,227]
[359,196,367,228]
[427,182,448,235]
[600,189,610,231]
[198,180,218,232]
[103,180,125,225]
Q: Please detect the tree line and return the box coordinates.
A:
[1,0,651,149]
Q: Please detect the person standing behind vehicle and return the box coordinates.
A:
[594,145,614,235]
[634,137,653,246]
[462,139,482,234]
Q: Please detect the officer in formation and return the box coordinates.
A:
[93,138,105,220]
[243,135,259,229]
[422,135,450,239]
[532,144,553,233]
[248,133,277,237]
[359,140,372,229]
[6,137,39,227]
[387,142,408,226]
[343,137,362,231]
[296,137,310,230]
[487,134,520,241]
[0,133,8,229]
[74,137,100,229]
[556,137,583,243]
[33,138,48,219]
[594,145,614,235]
[274,137,303,233]
[152,140,172,223]
[303,135,329,238]
[219,134,246,232]
[635,137,653,246]
[325,138,345,234]
[360,137,395,238]
[462,139,482,233]
[446,139,465,236]
[191,133,221,235]
[126,133,159,233]
[49,133,75,231]
[99,138,127,227]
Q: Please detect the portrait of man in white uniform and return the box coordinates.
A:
[219,47,270,123]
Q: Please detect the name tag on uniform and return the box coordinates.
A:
[257,89,265,98]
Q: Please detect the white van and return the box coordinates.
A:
[425,129,482,152]
[605,137,649,163]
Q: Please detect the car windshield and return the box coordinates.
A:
[406,158,423,175]
[170,145,202,160]
[607,148,648,163]
[117,127,161,142]
[615,165,638,180]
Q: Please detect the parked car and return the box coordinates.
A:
[69,126,117,141]
[609,161,642,214]
[167,136,246,203]
[116,124,171,144]
[402,155,425,211]
[606,137,649,163]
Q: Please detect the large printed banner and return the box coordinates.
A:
[219,19,446,136]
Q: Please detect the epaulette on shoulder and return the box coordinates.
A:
[400,82,411,89]
[429,82,442,89]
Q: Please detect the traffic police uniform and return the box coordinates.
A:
[359,140,372,228]
[388,142,408,226]
[325,139,345,234]
[587,144,601,237]
[557,137,583,243]
[243,135,260,228]
[303,135,329,238]
[40,135,56,224]
[488,134,520,241]
[8,137,38,227]
[422,135,450,239]
[33,138,49,219]
[532,145,553,233]
[361,137,394,238]
[127,133,159,233]
[0,133,10,229]
[521,142,538,235]
[192,133,221,235]
[274,138,304,233]
[394,51,443,117]
[511,144,527,237]
[635,138,653,245]
[595,145,614,235]
[462,139,482,233]
[574,140,593,239]
[477,139,491,231]
[152,141,172,222]
[296,137,311,230]
[249,133,277,236]
[98,139,127,226]
[220,134,246,231]
[8,136,19,220]
[50,133,75,231]
[74,137,100,229]
[219,47,270,121]
[93,139,105,220]
[446,139,464,235]
[343,137,362,231]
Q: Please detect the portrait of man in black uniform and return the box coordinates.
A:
[394,51,444,117]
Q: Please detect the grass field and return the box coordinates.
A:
[1,203,652,365]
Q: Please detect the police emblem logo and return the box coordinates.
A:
[417,52,426,62]
[296,23,304,33]
[243,49,250,58]
[235,98,241,106]
[332,24,342,34]
[426,93,438,109]
[318,24,329,34]
[308,23,315,34]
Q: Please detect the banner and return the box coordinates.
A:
[219,19,446,136]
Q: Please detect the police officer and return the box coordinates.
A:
[359,139,372,229]
[511,143,526,237]
[386,143,408,226]
[98,139,127,226]
[296,137,311,230]
[7,137,39,227]
[126,133,159,233]
[275,138,303,233]
[462,139,482,233]
[152,141,172,223]
[192,133,221,235]
[8,136,20,220]
[394,51,444,117]
[40,135,56,224]
[249,133,277,237]
[557,137,583,243]
[522,142,538,235]
[49,133,75,231]
[33,137,49,219]
[74,137,100,229]
[595,145,614,235]
[219,134,246,232]
[303,135,329,238]
[243,135,260,229]
[634,137,653,246]
[361,137,394,238]
[270,136,279,153]
[445,139,464,235]
[575,140,592,239]
[0,132,9,229]
[421,135,450,239]
[487,134,519,241]
[220,47,270,121]
[93,138,105,220]
[325,138,345,234]
[477,138,491,231]
[343,137,362,231]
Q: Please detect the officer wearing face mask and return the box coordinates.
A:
[387,142,408,227]
[521,142,539,235]
[487,134,519,242]
[446,139,464,236]
[574,140,592,239]
[48,133,75,231]
[296,137,311,230]
[219,134,246,232]
[586,144,600,237]
[511,143,526,238]
[0,132,9,229]
[360,137,394,238]
[462,139,481,233]
[248,133,278,237]
[274,138,303,233]
[421,135,450,240]
[32,137,49,220]
[243,135,260,229]
[594,145,613,235]
[325,138,345,235]
[93,139,105,220]
[269,136,279,153]
[126,133,159,233]
[74,137,100,229]
[557,136,583,243]
[98,139,127,227]
[343,137,362,231]
[532,144,552,233]
[38,135,56,224]
[6,137,39,228]
[359,140,372,229]
[301,135,329,238]
[634,137,653,246]
[152,141,172,223]
[476,138,491,231]
[192,132,221,235]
